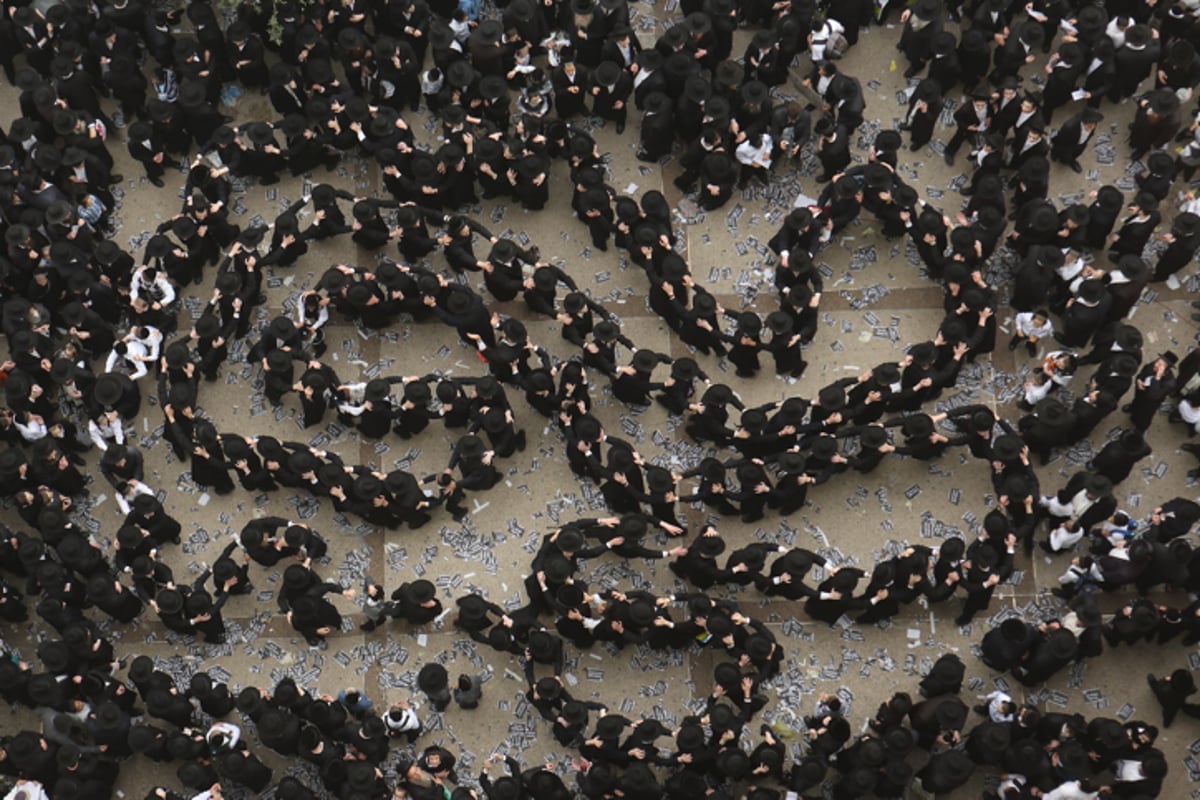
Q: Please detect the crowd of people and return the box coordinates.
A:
[0,0,1200,797]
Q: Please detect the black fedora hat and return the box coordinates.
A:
[155,588,183,615]
[808,435,838,460]
[860,425,889,448]
[818,385,846,411]
[475,18,504,46]
[1045,628,1078,659]
[1149,89,1180,116]
[1174,212,1200,239]
[417,663,449,691]
[352,475,383,502]
[459,434,486,460]
[93,374,124,407]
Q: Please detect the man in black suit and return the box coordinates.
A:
[980,618,1038,671]
[814,117,850,182]
[1108,191,1161,259]
[944,94,990,165]
[1039,472,1117,552]
[1129,88,1182,161]
[269,64,308,117]
[227,20,269,91]
[551,57,590,119]
[600,25,642,71]
[11,6,53,73]
[53,56,112,130]
[632,50,666,109]
[1006,124,1048,171]
[1041,41,1085,123]
[1114,23,1162,99]
[590,60,633,134]
[1148,498,1200,542]
[1056,278,1112,349]
[1050,107,1102,173]
[769,101,810,163]
[988,76,1022,135]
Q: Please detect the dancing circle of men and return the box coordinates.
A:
[1,0,1200,797]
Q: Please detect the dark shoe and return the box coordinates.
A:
[1122,404,1133,413]
[615,121,625,134]
[1068,160,1082,174]
[360,620,378,632]
[515,430,527,452]
[636,150,656,162]
[1008,338,1019,351]
[1026,342,1037,357]
[972,704,988,715]
[149,176,165,187]
[944,152,955,166]
[1039,540,1057,554]
[108,174,123,183]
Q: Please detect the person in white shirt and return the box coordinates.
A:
[420,67,446,112]
[334,382,370,418]
[1039,478,1107,551]
[1057,553,1104,595]
[1105,15,1132,48]
[1041,779,1106,800]
[382,698,422,741]
[808,18,846,63]
[448,8,471,43]
[13,410,47,442]
[295,290,330,356]
[1021,351,1077,407]
[125,326,163,366]
[206,720,242,753]
[4,779,52,800]
[1009,309,1054,356]
[735,132,773,189]
[105,340,150,380]
[130,266,177,309]
[973,690,1016,723]
[115,478,155,515]
[88,409,125,451]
